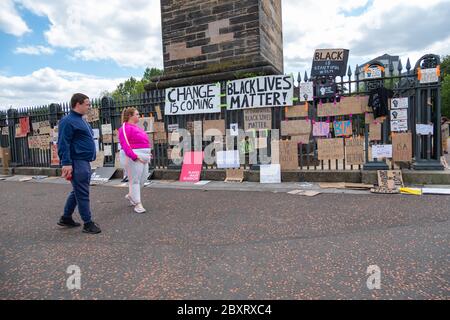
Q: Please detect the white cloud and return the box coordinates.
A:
[15,0,163,69]
[282,0,450,75]
[14,45,55,55]
[0,67,126,109]
[0,0,31,36]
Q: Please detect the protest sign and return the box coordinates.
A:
[317,96,366,117]
[280,120,311,136]
[390,98,408,109]
[279,140,298,170]
[334,120,352,137]
[216,150,240,169]
[392,132,412,162]
[313,121,330,137]
[285,104,308,118]
[372,144,392,159]
[299,82,314,102]
[227,75,294,110]
[369,121,382,141]
[260,164,281,184]
[244,108,272,131]
[416,124,433,135]
[138,117,155,132]
[203,119,225,136]
[311,48,349,77]
[165,83,221,115]
[180,151,204,182]
[32,120,51,135]
[345,137,365,165]
[317,138,344,160]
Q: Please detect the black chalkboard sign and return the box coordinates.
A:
[311,49,349,78]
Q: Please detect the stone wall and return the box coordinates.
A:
[160,0,283,77]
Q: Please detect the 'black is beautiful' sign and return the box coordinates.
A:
[311,49,349,78]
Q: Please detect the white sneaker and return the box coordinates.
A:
[125,194,136,206]
[134,203,146,214]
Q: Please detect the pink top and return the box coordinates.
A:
[118,122,151,161]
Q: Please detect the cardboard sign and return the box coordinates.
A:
[313,121,330,137]
[377,170,404,189]
[285,104,308,118]
[1,127,8,136]
[317,138,344,160]
[390,109,407,121]
[227,75,294,110]
[165,83,221,115]
[31,120,51,135]
[333,120,352,137]
[244,108,272,131]
[392,132,412,162]
[28,134,51,150]
[317,96,367,117]
[390,98,408,109]
[91,167,117,184]
[51,144,60,166]
[365,112,375,123]
[86,108,99,122]
[153,121,165,133]
[260,164,281,184]
[279,140,298,170]
[138,117,155,133]
[187,121,203,136]
[180,151,204,182]
[91,151,105,169]
[114,152,121,168]
[155,105,162,120]
[153,131,167,143]
[416,124,433,135]
[369,121,382,141]
[372,144,392,159]
[280,120,311,136]
[289,135,310,145]
[102,134,113,144]
[203,119,225,136]
[216,150,240,169]
[345,137,365,165]
[225,168,244,182]
[101,124,112,135]
[168,146,182,161]
[311,48,349,77]
[299,82,314,102]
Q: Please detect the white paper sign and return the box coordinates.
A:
[420,68,438,84]
[168,123,179,132]
[93,128,100,139]
[165,83,221,115]
[390,109,408,121]
[229,123,239,136]
[260,164,281,184]
[101,124,112,135]
[391,98,408,109]
[216,150,240,169]
[227,75,294,110]
[104,144,112,156]
[416,124,434,135]
[391,120,408,132]
[94,139,100,152]
[299,82,314,102]
[372,144,392,159]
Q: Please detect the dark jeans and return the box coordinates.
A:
[63,160,92,223]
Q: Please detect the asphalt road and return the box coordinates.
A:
[0,181,448,299]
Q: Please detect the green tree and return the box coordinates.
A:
[441,55,450,118]
[107,67,163,100]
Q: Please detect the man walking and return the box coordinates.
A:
[57,93,101,234]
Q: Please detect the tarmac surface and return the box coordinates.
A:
[0,178,449,299]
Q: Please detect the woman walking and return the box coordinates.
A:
[118,107,152,213]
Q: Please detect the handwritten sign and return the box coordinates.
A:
[289,135,310,145]
[260,164,281,184]
[299,82,314,102]
[317,138,344,160]
[279,140,298,170]
[138,117,154,133]
[317,96,367,117]
[244,108,272,131]
[372,144,392,159]
[227,75,294,110]
[101,124,112,135]
[419,68,439,84]
[165,83,221,115]
[333,120,352,137]
[311,48,349,77]
[203,119,225,136]
[225,168,244,182]
[28,134,51,150]
[416,124,433,135]
[31,121,51,135]
[285,104,308,118]
[280,120,311,136]
[378,170,404,189]
[391,120,408,132]
[86,108,99,122]
[216,150,240,169]
[369,121,382,141]
[51,144,60,166]
[392,132,412,162]
[345,137,365,165]
[313,122,330,137]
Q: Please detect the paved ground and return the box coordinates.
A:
[0,178,449,299]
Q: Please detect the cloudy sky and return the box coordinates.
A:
[1,0,450,108]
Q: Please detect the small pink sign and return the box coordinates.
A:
[179,151,204,182]
[313,122,330,137]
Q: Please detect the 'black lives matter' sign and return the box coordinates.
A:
[165,83,221,115]
[227,75,294,110]
[311,49,349,77]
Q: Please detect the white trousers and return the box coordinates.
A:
[122,148,151,204]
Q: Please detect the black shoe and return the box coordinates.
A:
[58,216,81,228]
[121,176,129,183]
[83,221,102,234]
